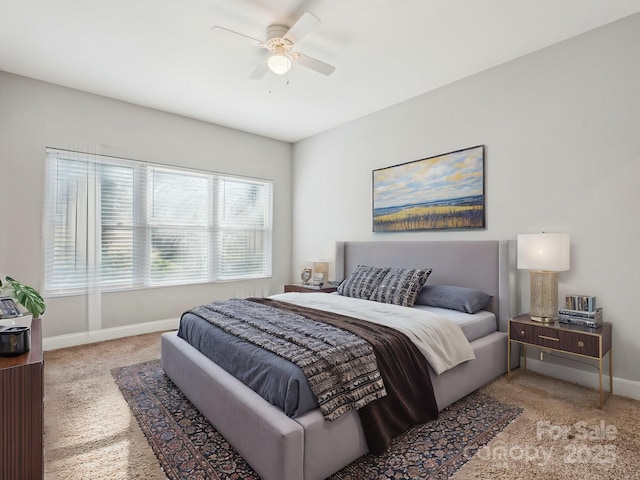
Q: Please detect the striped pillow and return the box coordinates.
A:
[337,265,390,300]
[369,267,433,307]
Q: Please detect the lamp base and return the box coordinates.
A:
[529,270,559,322]
[529,314,556,323]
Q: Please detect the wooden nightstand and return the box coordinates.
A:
[284,284,338,293]
[508,313,612,408]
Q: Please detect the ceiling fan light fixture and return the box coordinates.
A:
[267,54,292,75]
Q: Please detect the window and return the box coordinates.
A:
[44,149,273,296]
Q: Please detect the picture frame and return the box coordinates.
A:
[372,145,485,232]
[0,297,22,318]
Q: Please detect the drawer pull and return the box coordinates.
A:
[520,330,525,336]
[539,335,559,342]
[578,341,584,348]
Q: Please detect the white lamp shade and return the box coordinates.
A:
[517,233,570,271]
[267,54,292,75]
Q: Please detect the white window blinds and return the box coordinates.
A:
[218,177,273,280]
[44,149,273,296]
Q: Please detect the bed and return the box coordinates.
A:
[161,240,512,480]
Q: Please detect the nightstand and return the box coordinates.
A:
[284,284,338,293]
[507,313,612,408]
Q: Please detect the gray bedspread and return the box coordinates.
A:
[178,312,320,417]
[188,298,386,421]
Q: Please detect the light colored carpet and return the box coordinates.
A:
[44,332,640,479]
[452,371,640,480]
[44,332,167,480]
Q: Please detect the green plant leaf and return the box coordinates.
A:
[5,276,46,318]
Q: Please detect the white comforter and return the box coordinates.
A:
[270,292,476,375]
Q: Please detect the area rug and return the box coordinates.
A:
[112,360,522,480]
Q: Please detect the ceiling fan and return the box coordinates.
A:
[211,11,335,79]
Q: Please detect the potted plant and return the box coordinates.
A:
[0,276,46,318]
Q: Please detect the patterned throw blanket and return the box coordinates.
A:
[190,298,387,421]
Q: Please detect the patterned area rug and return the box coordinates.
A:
[112,360,522,480]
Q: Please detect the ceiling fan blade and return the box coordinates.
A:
[283,11,320,44]
[295,53,335,76]
[249,58,269,80]
[211,26,263,45]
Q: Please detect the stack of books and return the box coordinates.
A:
[558,294,603,328]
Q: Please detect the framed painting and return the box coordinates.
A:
[372,145,485,232]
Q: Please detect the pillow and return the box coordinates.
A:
[369,267,432,307]
[415,285,492,314]
[337,265,390,300]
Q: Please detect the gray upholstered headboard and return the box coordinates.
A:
[335,240,511,332]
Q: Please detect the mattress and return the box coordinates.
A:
[413,305,497,342]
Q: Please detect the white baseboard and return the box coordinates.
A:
[527,357,640,402]
[42,318,180,351]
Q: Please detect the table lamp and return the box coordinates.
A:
[313,262,329,286]
[517,233,570,322]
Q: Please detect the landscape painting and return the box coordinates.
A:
[373,145,485,232]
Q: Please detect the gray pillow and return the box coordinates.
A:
[337,265,390,300]
[415,285,492,314]
[369,267,432,307]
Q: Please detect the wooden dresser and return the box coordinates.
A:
[0,317,44,479]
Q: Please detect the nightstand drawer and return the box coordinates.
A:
[510,321,599,357]
[557,330,599,357]
[510,322,559,348]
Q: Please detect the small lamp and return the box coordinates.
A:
[313,261,329,286]
[517,233,570,322]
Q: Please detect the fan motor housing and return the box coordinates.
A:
[266,24,288,40]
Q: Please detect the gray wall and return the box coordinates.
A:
[0,71,292,338]
[292,14,640,384]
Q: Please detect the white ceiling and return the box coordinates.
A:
[2,0,640,143]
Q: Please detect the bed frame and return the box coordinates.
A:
[161,240,512,480]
